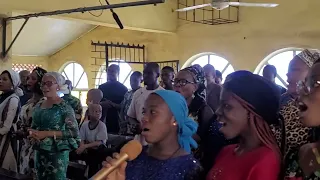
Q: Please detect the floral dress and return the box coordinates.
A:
[18,98,44,175]
[31,101,80,180]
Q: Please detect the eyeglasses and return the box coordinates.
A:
[173,79,195,87]
[297,80,320,95]
[40,81,57,88]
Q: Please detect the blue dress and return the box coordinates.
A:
[125,147,202,180]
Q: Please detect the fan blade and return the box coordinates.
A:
[229,2,278,7]
[176,3,211,12]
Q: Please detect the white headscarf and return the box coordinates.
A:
[44,72,69,95]
[4,70,24,97]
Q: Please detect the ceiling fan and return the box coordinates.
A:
[176,0,279,11]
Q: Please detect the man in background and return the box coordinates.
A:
[215,70,223,85]
[262,64,287,94]
[19,70,31,106]
[119,71,143,135]
[63,80,83,124]
[160,66,174,90]
[203,64,221,112]
[127,62,164,144]
[99,64,128,134]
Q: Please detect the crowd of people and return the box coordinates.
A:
[0,49,319,179]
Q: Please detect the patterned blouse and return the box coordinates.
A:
[31,100,80,152]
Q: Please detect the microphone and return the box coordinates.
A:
[90,140,142,180]
[105,0,124,29]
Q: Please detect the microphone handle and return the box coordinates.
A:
[90,154,129,180]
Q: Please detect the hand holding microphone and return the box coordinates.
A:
[103,153,126,180]
[90,140,142,180]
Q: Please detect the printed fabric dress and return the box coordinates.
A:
[18,98,44,175]
[31,101,80,180]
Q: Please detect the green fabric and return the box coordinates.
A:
[62,94,83,124]
[34,150,69,180]
[31,100,80,152]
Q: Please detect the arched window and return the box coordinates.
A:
[183,53,235,83]
[95,60,133,89]
[61,62,89,106]
[254,48,304,88]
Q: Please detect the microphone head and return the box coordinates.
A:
[120,140,143,161]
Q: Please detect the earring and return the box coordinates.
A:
[173,122,177,126]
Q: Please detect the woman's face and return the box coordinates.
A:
[216,89,249,139]
[299,63,320,127]
[41,75,59,98]
[173,71,197,99]
[0,72,13,92]
[27,71,39,91]
[141,94,176,144]
[287,57,309,93]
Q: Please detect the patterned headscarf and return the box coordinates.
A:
[181,65,206,116]
[32,67,47,94]
[32,67,47,80]
[182,64,206,100]
[297,49,320,68]
[153,90,198,153]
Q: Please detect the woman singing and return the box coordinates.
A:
[17,67,47,175]
[207,71,281,180]
[297,57,320,178]
[104,90,202,180]
[29,72,80,180]
[0,70,23,171]
[174,65,233,172]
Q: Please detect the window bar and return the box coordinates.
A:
[72,63,75,83]
[105,43,109,68]
[133,44,136,62]
[120,42,123,60]
[138,45,141,62]
[75,71,85,88]
[221,63,230,74]
[208,55,210,64]
[142,45,145,62]
[129,44,131,61]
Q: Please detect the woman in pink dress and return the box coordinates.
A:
[206,71,281,180]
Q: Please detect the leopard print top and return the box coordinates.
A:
[281,99,311,157]
[272,98,315,178]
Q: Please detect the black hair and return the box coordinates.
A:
[263,65,277,77]
[162,66,174,73]
[131,71,143,78]
[145,62,160,74]
[32,67,47,95]
[108,64,120,73]
[203,64,216,76]
[215,70,222,78]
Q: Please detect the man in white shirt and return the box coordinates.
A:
[127,62,164,144]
